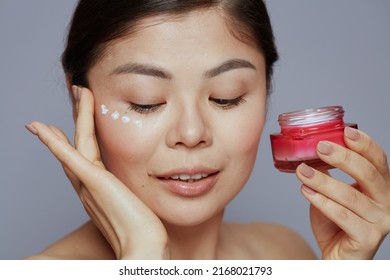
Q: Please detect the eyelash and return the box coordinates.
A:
[210,96,246,109]
[128,96,246,114]
[128,103,164,114]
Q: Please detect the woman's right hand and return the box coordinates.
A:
[26,86,169,260]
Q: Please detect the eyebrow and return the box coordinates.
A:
[111,63,172,79]
[110,58,256,80]
[204,59,257,78]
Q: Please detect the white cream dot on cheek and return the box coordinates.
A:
[122,116,131,124]
[101,105,109,115]
[100,104,144,128]
[111,111,120,120]
[134,119,143,128]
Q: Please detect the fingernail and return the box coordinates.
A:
[317,141,333,155]
[25,123,37,135]
[72,85,80,102]
[298,163,315,178]
[345,127,360,141]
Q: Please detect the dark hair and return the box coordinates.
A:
[62,0,278,99]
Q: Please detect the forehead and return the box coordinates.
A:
[93,9,264,74]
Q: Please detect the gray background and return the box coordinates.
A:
[1,0,389,259]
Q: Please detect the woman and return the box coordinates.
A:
[25,0,390,259]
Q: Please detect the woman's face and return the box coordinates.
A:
[88,9,267,226]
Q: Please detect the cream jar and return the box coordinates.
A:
[270,106,358,173]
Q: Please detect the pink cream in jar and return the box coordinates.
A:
[270,106,358,173]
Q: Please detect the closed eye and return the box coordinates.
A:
[210,96,246,109]
[128,102,165,114]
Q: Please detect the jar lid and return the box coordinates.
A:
[278,105,344,126]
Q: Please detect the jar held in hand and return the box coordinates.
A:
[270,106,358,173]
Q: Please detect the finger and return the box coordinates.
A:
[27,121,101,184]
[303,190,383,259]
[302,183,366,236]
[316,141,387,202]
[344,127,389,176]
[27,121,142,207]
[29,121,120,199]
[48,125,81,189]
[48,125,70,143]
[74,86,100,162]
[308,204,340,250]
[297,164,381,224]
[26,123,81,191]
[29,122,133,223]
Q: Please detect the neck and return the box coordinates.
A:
[163,210,224,260]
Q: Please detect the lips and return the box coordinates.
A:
[154,168,219,197]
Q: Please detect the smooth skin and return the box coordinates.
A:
[25,88,314,260]
[25,9,389,260]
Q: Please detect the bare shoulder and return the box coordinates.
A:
[25,220,115,260]
[220,222,317,260]
[251,222,317,259]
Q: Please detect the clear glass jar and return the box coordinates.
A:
[270,106,358,173]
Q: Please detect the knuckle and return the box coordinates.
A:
[316,172,329,189]
[366,137,376,153]
[336,208,349,221]
[340,148,353,166]
[378,151,389,170]
[364,163,380,183]
[317,194,330,210]
[344,188,360,205]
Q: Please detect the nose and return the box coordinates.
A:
[166,103,212,149]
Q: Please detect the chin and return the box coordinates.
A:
[160,214,219,228]
[153,199,225,228]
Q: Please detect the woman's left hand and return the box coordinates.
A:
[296,127,390,259]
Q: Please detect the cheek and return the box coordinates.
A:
[213,106,265,203]
[222,106,265,158]
[94,112,158,173]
